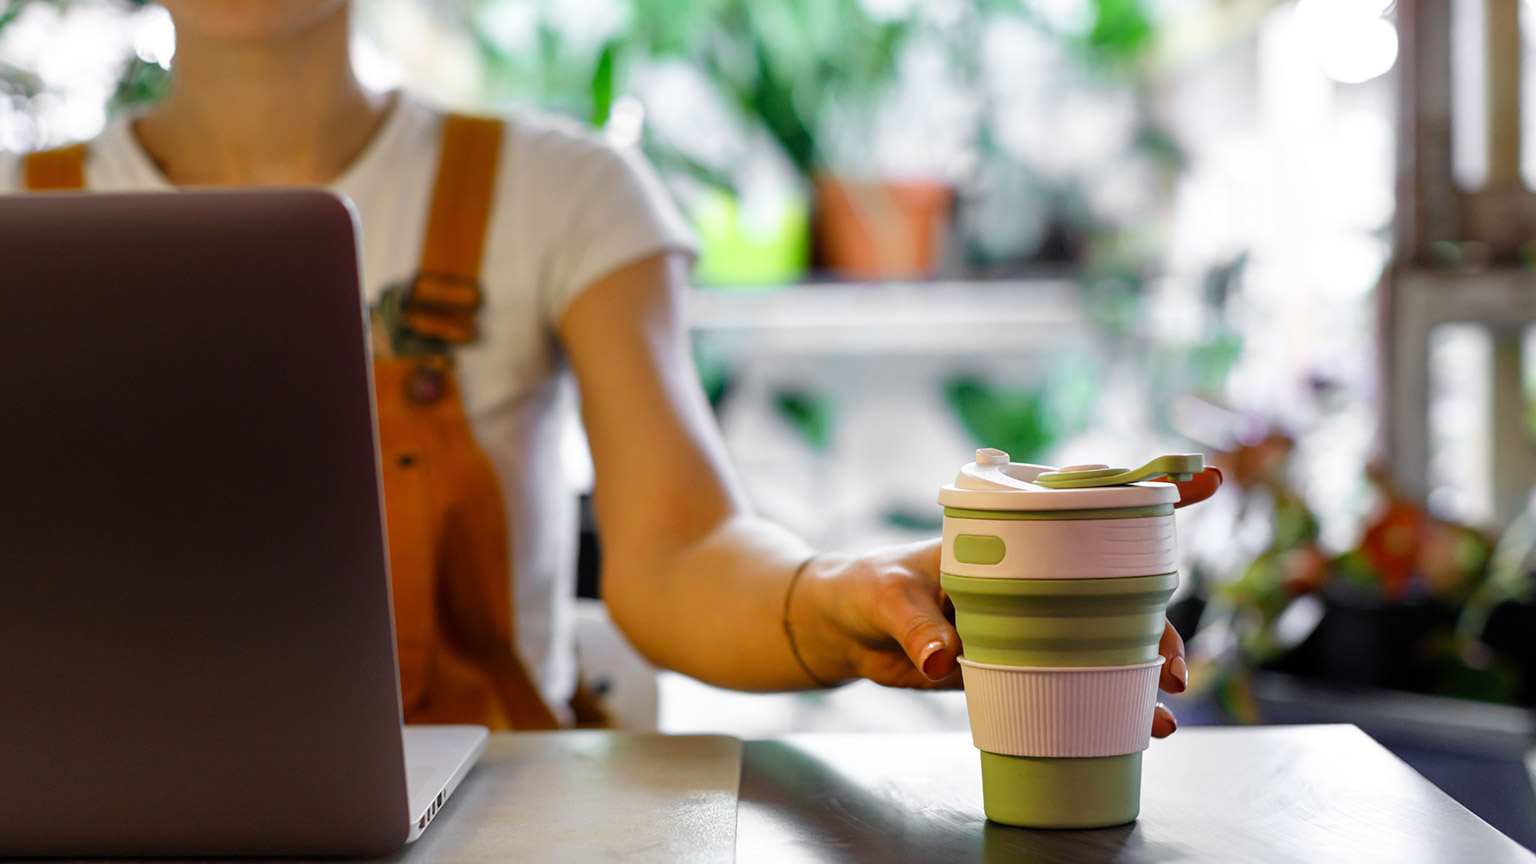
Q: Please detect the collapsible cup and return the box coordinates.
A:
[940,449,1212,828]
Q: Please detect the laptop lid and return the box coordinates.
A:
[0,190,412,857]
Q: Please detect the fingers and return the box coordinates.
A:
[908,603,962,682]
[903,537,941,586]
[873,572,961,683]
[906,541,958,681]
[1154,622,1184,739]
[853,540,960,684]
[1158,620,1188,694]
[883,651,964,691]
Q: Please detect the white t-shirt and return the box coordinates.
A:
[1,94,697,715]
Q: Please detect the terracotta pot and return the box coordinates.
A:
[813,174,954,281]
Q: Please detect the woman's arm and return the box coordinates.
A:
[557,252,959,690]
[558,251,1187,729]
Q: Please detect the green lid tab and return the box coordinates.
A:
[1034,454,1204,489]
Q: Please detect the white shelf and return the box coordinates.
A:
[684,279,1091,355]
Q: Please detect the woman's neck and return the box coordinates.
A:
[134,7,391,186]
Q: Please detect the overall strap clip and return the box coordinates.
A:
[396,114,503,347]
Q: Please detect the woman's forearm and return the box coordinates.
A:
[558,253,959,693]
[599,513,829,691]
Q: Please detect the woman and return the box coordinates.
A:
[6,0,1186,733]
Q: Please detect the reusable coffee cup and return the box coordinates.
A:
[940,448,1210,829]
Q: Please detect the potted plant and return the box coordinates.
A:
[692,0,959,281]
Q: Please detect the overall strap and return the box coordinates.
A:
[399,113,560,729]
[23,143,86,191]
[401,114,504,344]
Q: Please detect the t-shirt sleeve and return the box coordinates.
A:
[524,125,697,327]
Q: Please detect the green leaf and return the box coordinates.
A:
[1087,0,1154,64]
[109,55,171,113]
[945,376,1057,464]
[590,41,617,128]
[774,388,836,452]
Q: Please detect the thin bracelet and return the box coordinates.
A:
[782,555,834,688]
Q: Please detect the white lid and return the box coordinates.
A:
[938,449,1179,511]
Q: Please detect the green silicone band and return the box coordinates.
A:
[953,534,1006,565]
[942,504,1173,521]
[941,571,1179,595]
[941,571,1178,666]
[980,751,1142,828]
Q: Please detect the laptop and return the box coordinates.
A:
[0,189,487,857]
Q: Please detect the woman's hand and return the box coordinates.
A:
[786,540,964,689]
[1152,619,1187,738]
[787,538,1189,737]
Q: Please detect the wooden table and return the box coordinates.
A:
[736,725,1536,863]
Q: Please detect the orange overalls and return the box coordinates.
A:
[25,115,560,730]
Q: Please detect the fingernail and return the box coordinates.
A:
[1171,655,1189,689]
[919,640,947,680]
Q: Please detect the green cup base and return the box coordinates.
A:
[980,751,1142,829]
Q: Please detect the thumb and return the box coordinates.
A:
[879,580,961,682]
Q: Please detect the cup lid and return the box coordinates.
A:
[938,449,1198,511]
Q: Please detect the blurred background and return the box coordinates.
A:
[5,0,1536,848]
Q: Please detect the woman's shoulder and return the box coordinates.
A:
[1,113,171,193]
[504,108,618,161]
[410,95,637,183]
[404,97,693,319]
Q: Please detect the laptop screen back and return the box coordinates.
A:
[0,190,410,856]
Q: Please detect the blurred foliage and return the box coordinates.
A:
[946,378,1056,464]
[466,0,937,180]
[944,366,1095,465]
[883,506,942,533]
[1086,0,1153,65]
[690,333,736,411]
[1454,493,1536,705]
[461,0,1166,182]
[773,388,836,453]
[1,0,162,114]
[1192,429,1528,708]
[1,0,148,28]
[110,52,170,111]
[2,0,1178,275]
[696,0,912,178]
[463,0,918,179]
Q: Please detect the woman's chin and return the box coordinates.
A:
[159,0,349,45]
